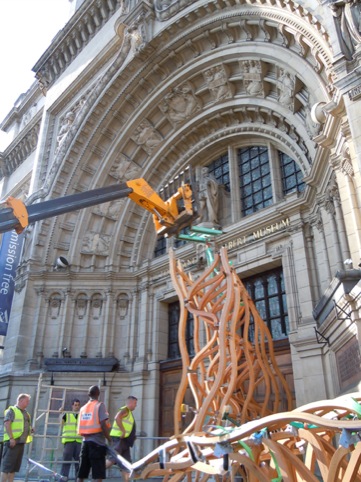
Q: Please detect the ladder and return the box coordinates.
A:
[25,374,90,481]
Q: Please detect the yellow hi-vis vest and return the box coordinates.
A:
[110,406,134,438]
[3,406,33,443]
[62,413,82,444]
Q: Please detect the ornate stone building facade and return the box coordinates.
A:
[1,0,361,470]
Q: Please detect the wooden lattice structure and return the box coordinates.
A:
[119,246,361,481]
[129,393,361,482]
[169,245,293,433]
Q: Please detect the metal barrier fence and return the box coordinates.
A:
[0,435,170,481]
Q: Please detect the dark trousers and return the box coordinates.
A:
[61,441,81,478]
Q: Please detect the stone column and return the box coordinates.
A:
[229,146,241,222]
[341,158,361,257]
[311,210,332,289]
[324,188,344,272]
[281,244,301,333]
[56,288,74,357]
[30,287,47,368]
[289,220,319,321]
[101,289,114,357]
[304,223,321,302]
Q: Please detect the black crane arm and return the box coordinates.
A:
[0,176,197,237]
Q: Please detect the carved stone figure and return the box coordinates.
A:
[328,0,361,60]
[243,60,263,96]
[50,297,61,319]
[82,232,111,255]
[56,111,75,153]
[128,14,147,53]
[154,0,193,21]
[278,69,294,108]
[76,296,88,319]
[131,119,163,154]
[198,167,219,225]
[91,296,103,319]
[160,83,201,126]
[204,65,232,102]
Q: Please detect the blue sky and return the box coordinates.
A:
[0,0,71,123]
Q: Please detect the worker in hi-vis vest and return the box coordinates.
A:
[76,385,111,482]
[1,393,33,482]
[106,395,138,482]
[60,399,82,480]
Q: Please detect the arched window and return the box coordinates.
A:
[153,144,304,257]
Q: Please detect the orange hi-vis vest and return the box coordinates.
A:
[77,400,104,435]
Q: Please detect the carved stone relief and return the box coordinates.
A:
[203,65,233,102]
[117,294,129,319]
[127,13,148,53]
[242,60,264,97]
[93,199,126,219]
[49,295,62,319]
[55,97,87,155]
[154,0,193,21]
[131,119,163,155]
[76,294,88,319]
[81,232,112,255]
[159,82,201,126]
[91,294,103,319]
[327,0,361,60]
[109,156,141,180]
[278,69,295,109]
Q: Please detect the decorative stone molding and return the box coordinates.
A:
[33,0,120,94]
[1,122,40,178]
[154,0,193,21]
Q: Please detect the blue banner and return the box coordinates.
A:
[0,231,24,336]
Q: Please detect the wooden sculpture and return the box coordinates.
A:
[113,246,361,482]
[127,393,361,481]
[168,245,293,433]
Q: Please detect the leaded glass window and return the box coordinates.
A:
[238,146,273,216]
[243,268,289,342]
[207,153,230,191]
[168,301,194,359]
[280,152,305,195]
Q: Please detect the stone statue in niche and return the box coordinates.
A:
[328,0,361,60]
[242,60,263,96]
[117,295,129,319]
[82,232,111,255]
[50,297,61,319]
[198,167,219,226]
[159,82,201,126]
[131,119,163,155]
[76,296,88,319]
[204,65,232,102]
[278,69,295,109]
[91,297,103,319]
